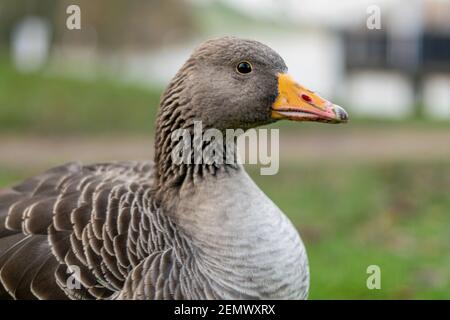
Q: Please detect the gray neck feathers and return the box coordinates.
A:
[169,170,308,299]
[150,65,308,299]
[153,60,240,208]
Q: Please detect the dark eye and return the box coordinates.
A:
[236,61,252,74]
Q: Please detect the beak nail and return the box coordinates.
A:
[334,105,349,122]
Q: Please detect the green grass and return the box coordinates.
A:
[0,170,25,187]
[249,161,450,299]
[1,161,449,299]
[0,56,162,134]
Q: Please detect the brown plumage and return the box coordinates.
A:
[1,162,159,299]
[0,37,347,300]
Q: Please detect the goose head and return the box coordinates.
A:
[154,37,349,198]
[158,36,348,133]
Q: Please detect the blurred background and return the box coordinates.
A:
[0,0,449,299]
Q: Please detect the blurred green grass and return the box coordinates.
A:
[1,56,449,299]
[1,162,449,299]
[249,162,450,299]
[0,56,161,134]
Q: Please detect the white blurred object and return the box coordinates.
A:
[388,0,424,72]
[423,75,450,119]
[220,0,394,28]
[389,0,424,37]
[346,71,414,118]
[251,31,342,98]
[11,16,51,72]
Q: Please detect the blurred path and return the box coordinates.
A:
[0,127,450,171]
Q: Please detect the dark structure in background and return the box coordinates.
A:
[344,32,450,73]
[343,1,450,117]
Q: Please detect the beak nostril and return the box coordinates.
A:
[301,94,312,102]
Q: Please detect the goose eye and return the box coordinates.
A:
[236,61,252,74]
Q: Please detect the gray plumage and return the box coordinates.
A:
[0,37,309,300]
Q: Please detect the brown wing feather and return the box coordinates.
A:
[0,161,157,299]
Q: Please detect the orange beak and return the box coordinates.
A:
[271,74,348,124]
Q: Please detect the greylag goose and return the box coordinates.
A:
[0,37,348,300]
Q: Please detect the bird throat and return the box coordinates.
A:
[152,67,241,208]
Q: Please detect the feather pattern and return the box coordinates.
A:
[0,37,310,300]
[0,160,309,300]
[0,161,170,299]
